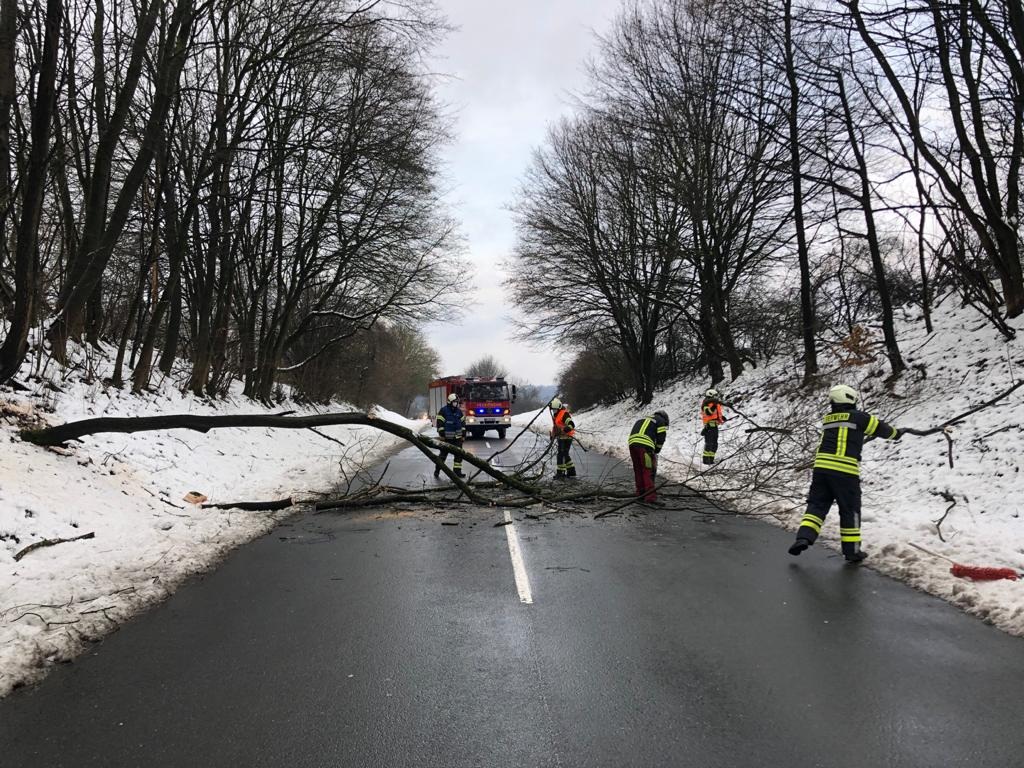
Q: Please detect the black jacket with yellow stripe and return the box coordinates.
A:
[628,414,668,453]
[814,404,898,477]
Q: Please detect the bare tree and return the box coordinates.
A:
[0,0,62,381]
[781,0,819,383]
[845,0,1024,322]
[466,355,508,378]
[0,0,459,403]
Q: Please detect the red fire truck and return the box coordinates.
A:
[428,375,517,439]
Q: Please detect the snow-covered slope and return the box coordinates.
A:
[0,343,426,696]
[555,299,1024,636]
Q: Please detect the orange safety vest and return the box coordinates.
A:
[701,400,724,426]
[553,408,575,438]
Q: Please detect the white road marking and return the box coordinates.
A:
[503,510,534,604]
[485,441,491,449]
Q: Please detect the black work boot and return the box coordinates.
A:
[788,538,811,556]
[454,470,466,479]
[845,551,867,564]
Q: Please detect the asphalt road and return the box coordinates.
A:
[1,431,1023,767]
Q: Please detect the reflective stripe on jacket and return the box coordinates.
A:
[436,404,465,438]
[813,406,898,477]
[628,416,667,453]
[553,408,575,438]
[701,399,725,426]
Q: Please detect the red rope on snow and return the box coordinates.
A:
[950,563,1020,582]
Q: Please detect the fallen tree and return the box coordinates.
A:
[21,375,1018,520]
[18,409,717,517]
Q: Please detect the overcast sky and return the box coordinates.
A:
[423,0,622,386]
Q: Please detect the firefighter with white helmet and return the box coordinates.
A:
[434,392,466,478]
[700,388,728,465]
[549,397,576,479]
[788,384,902,563]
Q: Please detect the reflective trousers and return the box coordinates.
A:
[796,471,863,557]
[438,437,464,471]
[629,444,657,502]
[702,424,718,464]
[556,437,576,476]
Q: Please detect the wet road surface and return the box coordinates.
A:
[1,431,1022,767]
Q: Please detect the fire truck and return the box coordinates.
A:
[428,375,517,439]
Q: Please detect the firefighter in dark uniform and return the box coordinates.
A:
[628,411,669,503]
[788,384,901,562]
[700,388,727,465]
[549,398,577,478]
[434,392,466,478]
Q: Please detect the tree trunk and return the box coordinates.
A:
[698,273,725,385]
[158,276,182,376]
[915,169,934,334]
[783,0,817,384]
[0,0,61,381]
[837,72,905,376]
[0,0,16,291]
[998,224,1024,318]
[714,307,744,381]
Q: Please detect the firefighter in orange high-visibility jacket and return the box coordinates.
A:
[549,398,577,479]
[628,411,669,503]
[788,384,901,563]
[700,389,728,465]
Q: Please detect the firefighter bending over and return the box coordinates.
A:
[788,384,901,563]
[549,398,576,479]
[700,389,728,465]
[435,393,466,478]
[628,411,669,504]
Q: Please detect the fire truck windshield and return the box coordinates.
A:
[465,383,508,402]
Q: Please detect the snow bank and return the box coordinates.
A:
[0,343,426,696]
[544,299,1024,636]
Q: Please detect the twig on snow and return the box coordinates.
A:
[13,532,96,562]
[931,491,958,543]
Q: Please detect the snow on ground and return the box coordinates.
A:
[520,298,1024,637]
[0,343,426,697]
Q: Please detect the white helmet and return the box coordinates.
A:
[705,388,720,399]
[549,397,562,410]
[829,384,858,405]
[447,393,458,404]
